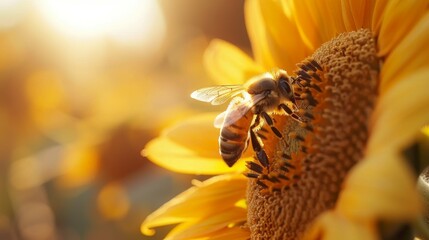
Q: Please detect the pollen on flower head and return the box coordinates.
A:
[246,29,380,239]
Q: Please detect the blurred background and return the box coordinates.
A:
[0,0,250,239]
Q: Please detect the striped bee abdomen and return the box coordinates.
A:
[219,110,253,167]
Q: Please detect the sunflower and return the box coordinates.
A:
[141,0,429,239]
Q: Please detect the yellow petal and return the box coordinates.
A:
[165,207,247,240]
[368,70,429,155]
[337,150,421,221]
[203,226,250,240]
[341,0,359,31]
[287,0,322,51]
[377,0,429,56]
[245,0,277,69]
[380,12,429,93]
[204,40,265,85]
[258,0,310,71]
[362,0,376,30]
[310,0,347,42]
[141,174,247,236]
[341,0,375,30]
[144,113,250,175]
[304,211,377,240]
[371,0,389,35]
[339,0,376,31]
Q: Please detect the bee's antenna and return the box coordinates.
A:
[290,76,303,88]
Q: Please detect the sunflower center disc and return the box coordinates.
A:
[247,29,380,239]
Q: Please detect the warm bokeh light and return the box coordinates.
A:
[0,1,249,239]
[0,0,26,29]
[36,0,166,49]
[97,182,130,220]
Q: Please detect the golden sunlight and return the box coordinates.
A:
[35,0,166,48]
[0,0,25,29]
[2,0,428,238]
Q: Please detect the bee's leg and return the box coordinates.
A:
[250,116,269,168]
[279,103,304,122]
[250,130,269,168]
[261,112,282,138]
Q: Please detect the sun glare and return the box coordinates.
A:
[36,0,166,48]
[0,0,25,29]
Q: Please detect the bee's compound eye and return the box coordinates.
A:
[279,78,292,95]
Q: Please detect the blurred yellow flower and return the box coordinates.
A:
[142,0,429,239]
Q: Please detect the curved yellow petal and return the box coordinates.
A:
[246,0,311,70]
[310,0,346,42]
[204,40,265,85]
[141,174,247,236]
[362,0,376,30]
[380,12,429,93]
[165,207,247,240]
[341,0,375,30]
[337,150,421,221]
[368,70,429,155]
[378,0,429,56]
[144,113,250,175]
[340,0,376,32]
[371,0,389,35]
[287,0,322,52]
[258,0,310,71]
[203,226,250,240]
[304,211,377,240]
[340,0,357,31]
[245,0,277,69]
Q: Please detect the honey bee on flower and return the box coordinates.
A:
[191,63,321,169]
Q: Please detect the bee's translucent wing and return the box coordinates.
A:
[214,110,227,128]
[191,85,245,105]
[222,100,252,127]
[214,93,267,128]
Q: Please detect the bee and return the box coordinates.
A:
[191,69,304,168]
